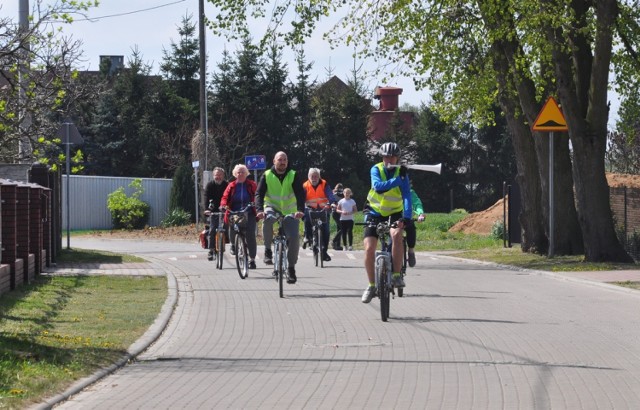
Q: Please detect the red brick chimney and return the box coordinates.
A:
[369,86,415,141]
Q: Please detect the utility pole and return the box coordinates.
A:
[198,0,208,172]
[18,0,32,163]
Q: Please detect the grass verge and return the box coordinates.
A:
[612,281,640,290]
[56,248,146,264]
[0,263,166,409]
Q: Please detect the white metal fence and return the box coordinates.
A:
[61,175,172,230]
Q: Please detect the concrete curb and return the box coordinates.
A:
[428,251,640,296]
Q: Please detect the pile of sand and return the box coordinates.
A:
[449,197,505,235]
[449,172,640,235]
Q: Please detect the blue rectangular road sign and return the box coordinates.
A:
[245,155,267,170]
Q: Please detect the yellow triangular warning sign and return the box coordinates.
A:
[532,96,568,132]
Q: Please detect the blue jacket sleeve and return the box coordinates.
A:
[325,183,338,203]
[371,166,401,192]
[401,177,412,219]
[371,165,412,219]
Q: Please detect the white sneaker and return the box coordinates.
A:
[361,286,376,303]
[348,246,353,251]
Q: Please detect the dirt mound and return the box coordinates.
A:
[449,198,505,235]
[88,225,201,243]
[449,172,640,235]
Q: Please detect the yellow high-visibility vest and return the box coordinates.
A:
[264,170,298,214]
[366,163,402,216]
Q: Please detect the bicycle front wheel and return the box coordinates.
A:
[235,233,248,279]
[216,231,225,270]
[377,257,390,322]
[318,226,324,268]
[277,242,285,298]
[312,228,319,267]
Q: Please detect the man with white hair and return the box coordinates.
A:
[302,167,338,262]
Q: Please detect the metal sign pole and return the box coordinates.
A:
[548,132,555,258]
[65,123,71,249]
[532,96,566,259]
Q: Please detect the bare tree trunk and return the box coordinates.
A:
[492,43,547,253]
[549,0,632,262]
[549,133,583,254]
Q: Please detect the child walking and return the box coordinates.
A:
[336,188,357,250]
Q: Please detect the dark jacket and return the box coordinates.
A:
[204,180,229,211]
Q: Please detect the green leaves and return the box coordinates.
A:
[106,179,151,230]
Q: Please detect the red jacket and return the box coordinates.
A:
[220,179,257,224]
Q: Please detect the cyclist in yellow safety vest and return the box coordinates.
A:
[302,167,338,262]
[255,151,306,284]
[361,142,413,304]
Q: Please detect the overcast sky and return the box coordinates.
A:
[4,0,620,126]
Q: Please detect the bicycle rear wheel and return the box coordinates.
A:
[235,233,248,279]
[398,237,407,297]
[377,257,390,322]
[277,242,285,298]
[216,231,225,270]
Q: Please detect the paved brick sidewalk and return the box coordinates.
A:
[44,262,163,276]
[34,238,640,409]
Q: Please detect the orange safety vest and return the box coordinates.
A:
[303,179,330,209]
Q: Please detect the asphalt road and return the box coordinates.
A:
[40,237,640,409]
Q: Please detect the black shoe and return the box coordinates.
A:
[302,238,309,249]
[248,260,256,269]
[334,245,343,251]
[230,245,236,256]
[264,249,273,265]
[408,252,416,267]
[322,253,331,262]
[207,250,214,261]
[287,267,297,284]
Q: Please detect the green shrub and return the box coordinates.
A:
[161,208,192,227]
[107,179,150,230]
[169,162,195,222]
[491,220,505,240]
[451,208,468,215]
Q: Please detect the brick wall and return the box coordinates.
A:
[610,186,640,261]
[0,264,9,294]
[16,185,32,284]
[1,181,18,289]
[0,176,53,296]
[29,186,43,274]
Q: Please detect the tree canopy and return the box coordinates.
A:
[1,0,99,167]
[205,0,638,262]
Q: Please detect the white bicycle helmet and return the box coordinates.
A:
[379,142,401,157]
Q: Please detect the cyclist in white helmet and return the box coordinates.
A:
[361,142,413,303]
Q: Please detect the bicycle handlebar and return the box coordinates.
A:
[355,217,413,228]
[265,212,297,221]
[225,203,254,215]
[204,210,225,217]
